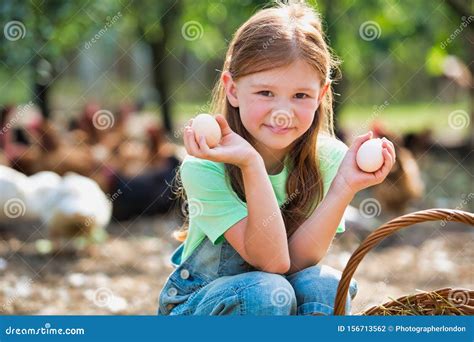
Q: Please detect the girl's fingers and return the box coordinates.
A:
[185,128,201,157]
[183,127,192,153]
[215,114,232,136]
[350,131,373,152]
[197,135,213,157]
[382,138,396,162]
[378,148,393,178]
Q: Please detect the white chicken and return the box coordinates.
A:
[26,171,62,219]
[40,172,112,244]
[0,166,112,251]
[0,165,31,221]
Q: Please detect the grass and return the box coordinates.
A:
[339,101,470,141]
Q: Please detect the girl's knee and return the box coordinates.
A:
[237,272,297,315]
[289,264,357,297]
[287,264,358,315]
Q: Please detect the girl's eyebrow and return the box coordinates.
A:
[250,83,276,89]
[294,87,318,92]
[250,83,318,92]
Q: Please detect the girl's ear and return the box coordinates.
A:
[222,71,239,107]
[317,80,331,104]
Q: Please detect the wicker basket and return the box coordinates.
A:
[334,208,474,315]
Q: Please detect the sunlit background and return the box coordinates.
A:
[0,0,472,315]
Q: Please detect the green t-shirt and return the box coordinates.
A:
[180,133,349,263]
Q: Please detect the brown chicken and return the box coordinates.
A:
[371,122,425,214]
[32,119,99,177]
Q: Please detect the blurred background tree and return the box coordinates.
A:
[0,0,471,144]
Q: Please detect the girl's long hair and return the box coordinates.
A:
[176,0,340,241]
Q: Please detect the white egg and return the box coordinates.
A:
[356,138,384,172]
[191,113,222,148]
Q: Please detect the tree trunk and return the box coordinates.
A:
[151,40,172,133]
[149,2,181,133]
[34,81,50,119]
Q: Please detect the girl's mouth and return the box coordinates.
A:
[263,124,294,135]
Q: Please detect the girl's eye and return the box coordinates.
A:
[257,91,273,97]
[294,93,309,99]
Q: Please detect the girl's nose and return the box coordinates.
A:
[270,109,294,128]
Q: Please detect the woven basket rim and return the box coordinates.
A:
[333,208,474,315]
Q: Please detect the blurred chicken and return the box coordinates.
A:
[370,122,425,214]
[2,105,97,177]
[0,165,111,252]
[1,106,41,175]
[0,165,32,222]
[39,172,111,245]
[0,151,6,166]
[402,129,434,155]
[33,119,100,176]
[26,171,62,218]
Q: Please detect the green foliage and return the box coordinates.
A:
[0,0,470,107]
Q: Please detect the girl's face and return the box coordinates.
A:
[223,59,325,153]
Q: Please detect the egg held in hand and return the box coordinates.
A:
[191,113,222,148]
[356,138,384,172]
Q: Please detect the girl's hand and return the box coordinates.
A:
[183,114,260,168]
[333,131,396,197]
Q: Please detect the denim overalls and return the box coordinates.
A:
[158,238,358,315]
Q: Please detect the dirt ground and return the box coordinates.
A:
[0,213,472,315]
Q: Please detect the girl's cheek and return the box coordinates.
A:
[241,99,271,127]
[296,104,317,129]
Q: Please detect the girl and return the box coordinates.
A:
[158,1,396,315]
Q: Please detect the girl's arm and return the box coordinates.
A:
[286,132,396,274]
[184,115,290,273]
[224,155,290,273]
[286,177,353,274]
